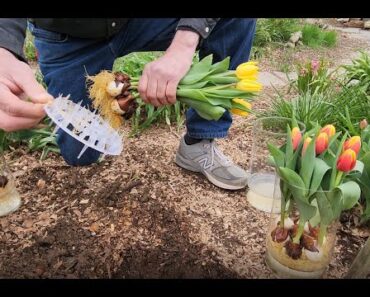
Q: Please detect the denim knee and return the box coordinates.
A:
[57,130,101,166]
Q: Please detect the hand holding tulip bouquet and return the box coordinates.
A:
[87,55,262,129]
[266,122,364,278]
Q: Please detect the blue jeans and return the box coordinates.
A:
[30,18,256,166]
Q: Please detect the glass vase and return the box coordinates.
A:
[0,155,21,217]
[247,117,305,213]
[265,179,338,278]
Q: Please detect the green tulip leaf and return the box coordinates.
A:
[176,89,208,101]
[278,167,308,202]
[178,97,225,121]
[285,125,294,168]
[300,136,316,188]
[295,199,317,222]
[180,54,213,85]
[309,199,321,227]
[268,143,285,168]
[207,76,239,84]
[315,190,334,226]
[178,81,210,89]
[208,57,230,74]
[309,158,331,197]
[362,151,370,178]
[337,181,361,210]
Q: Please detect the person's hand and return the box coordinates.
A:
[0,48,53,132]
[138,30,199,107]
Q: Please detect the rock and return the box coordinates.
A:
[364,20,370,29]
[130,188,138,195]
[286,42,295,48]
[138,194,149,203]
[345,20,364,28]
[89,222,100,233]
[289,31,302,44]
[298,41,303,46]
[337,18,350,23]
[36,179,46,189]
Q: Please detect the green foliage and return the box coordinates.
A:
[23,29,37,61]
[301,24,337,48]
[0,119,60,160]
[343,51,370,94]
[262,56,370,135]
[253,18,300,48]
[251,19,337,59]
[261,90,336,131]
[290,59,335,95]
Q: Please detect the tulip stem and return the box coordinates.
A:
[293,220,305,244]
[335,171,344,187]
[318,224,327,246]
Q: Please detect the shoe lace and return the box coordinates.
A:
[203,141,232,168]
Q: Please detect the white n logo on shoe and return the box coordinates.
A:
[198,157,213,170]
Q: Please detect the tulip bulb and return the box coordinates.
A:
[106,81,124,97]
[304,222,310,233]
[284,217,295,229]
[110,100,125,115]
[275,217,295,229]
[304,247,324,262]
[360,119,368,130]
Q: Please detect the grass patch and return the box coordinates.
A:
[253,18,300,48]
[301,24,337,48]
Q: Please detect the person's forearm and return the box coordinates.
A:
[166,30,200,57]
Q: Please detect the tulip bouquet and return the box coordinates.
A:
[87,55,262,129]
[266,121,364,276]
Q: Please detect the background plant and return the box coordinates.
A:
[262,57,370,135]
[23,29,37,62]
[343,51,370,94]
[301,24,337,48]
[289,59,336,95]
[251,19,338,60]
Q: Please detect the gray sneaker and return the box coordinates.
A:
[175,136,248,190]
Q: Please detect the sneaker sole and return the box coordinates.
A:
[175,152,247,191]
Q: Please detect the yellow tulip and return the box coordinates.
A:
[231,98,252,116]
[236,79,262,92]
[236,64,259,80]
[238,61,258,67]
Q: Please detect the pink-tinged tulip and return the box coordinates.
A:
[337,149,357,172]
[311,60,320,75]
[302,137,312,156]
[343,136,361,155]
[360,119,368,130]
[320,124,336,138]
[291,127,302,151]
[315,132,329,155]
